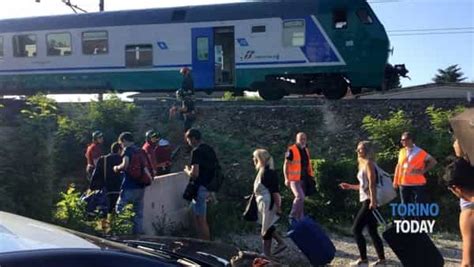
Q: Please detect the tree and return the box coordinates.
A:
[432,64,467,84]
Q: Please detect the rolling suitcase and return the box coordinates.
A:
[373,209,444,267]
[287,216,335,266]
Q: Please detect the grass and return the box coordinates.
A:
[221,91,262,101]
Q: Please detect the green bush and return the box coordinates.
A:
[362,110,412,164]
[360,106,465,232]
[221,91,262,101]
[54,184,134,236]
[0,94,57,221]
[54,185,95,234]
[53,95,139,189]
[307,158,359,226]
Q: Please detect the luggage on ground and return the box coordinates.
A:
[287,216,335,266]
[372,209,444,267]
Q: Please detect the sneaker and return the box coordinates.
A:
[273,243,287,255]
[350,258,369,266]
[369,259,387,266]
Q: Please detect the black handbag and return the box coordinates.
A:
[243,194,258,222]
[183,179,199,201]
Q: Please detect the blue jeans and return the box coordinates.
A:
[116,188,145,235]
[191,186,208,216]
[400,185,427,205]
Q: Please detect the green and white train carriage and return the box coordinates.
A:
[0,0,389,100]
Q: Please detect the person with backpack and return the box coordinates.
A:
[339,141,386,266]
[114,132,153,235]
[183,129,217,240]
[85,130,104,181]
[252,149,286,258]
[90,142,123,232]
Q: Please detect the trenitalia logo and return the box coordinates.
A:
[390,203,439,233]
[244,50,255,59]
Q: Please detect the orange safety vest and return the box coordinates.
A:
[287,144,314,181]
[393,147,428,186]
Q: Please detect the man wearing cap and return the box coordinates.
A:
[142,130,159,176]
[85,131,104,180]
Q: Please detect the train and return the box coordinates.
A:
[0,0,390,100]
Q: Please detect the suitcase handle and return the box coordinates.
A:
[372,209,388,227]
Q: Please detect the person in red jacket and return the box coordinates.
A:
[142,130,159,176]
[85,130,104,180]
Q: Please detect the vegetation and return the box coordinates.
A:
[0,93,466,239]
[54,184,134,236]
[221,91,262,101]
[433,64,467,84]
[0,94,138,228]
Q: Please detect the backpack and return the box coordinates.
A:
[205,148,224,192]
[127,147,153,186]
[375,165,397,206]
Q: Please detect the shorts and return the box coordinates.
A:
[191,186,208,216]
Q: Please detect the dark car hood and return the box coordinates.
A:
[117,236,239,266]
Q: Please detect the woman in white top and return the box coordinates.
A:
[253,149,287,257]
[339,141,386,266]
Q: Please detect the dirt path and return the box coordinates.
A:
[228,231,461,266]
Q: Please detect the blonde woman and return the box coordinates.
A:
[339,141,386,266]
[253,149,287,257]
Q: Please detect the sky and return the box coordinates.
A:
[0,0,472,99]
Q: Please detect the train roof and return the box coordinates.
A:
[0,0,354,33]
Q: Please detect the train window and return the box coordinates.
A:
[252,25,266,33]
[82,31,108,55]
[283,20,305,47]
[357,9,373,24]
[125,44,153,68]
[13,34,37,57]
[0,37,3,58]
[172,10,186,21]
[333,9,348,29]
[196,37,209,61]
[47,33,72,56]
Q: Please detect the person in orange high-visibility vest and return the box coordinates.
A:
[283,132,314,221]
[393,132,437,204]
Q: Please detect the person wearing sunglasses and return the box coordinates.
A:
[393,132,437,205]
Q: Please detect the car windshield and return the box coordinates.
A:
[0,212,99,253]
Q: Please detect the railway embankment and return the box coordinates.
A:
[1,97,471,265]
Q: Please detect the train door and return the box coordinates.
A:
[214,27,235,86]
[192,27,215,89]
[192,27,235,90]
